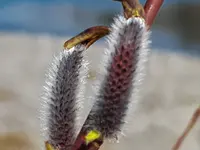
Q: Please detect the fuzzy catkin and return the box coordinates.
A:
[40,45,88,150]
[83,15,150,140]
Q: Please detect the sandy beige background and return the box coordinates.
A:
[0,32,199,150]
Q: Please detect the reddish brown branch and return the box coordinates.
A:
[114,0,164,28]
[64,26,109,49]
[113,0,145,19]
[144,0,164,28]
[172,106,200,150]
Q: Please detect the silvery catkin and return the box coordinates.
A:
[40,45,88,150]
[83,15,151,140]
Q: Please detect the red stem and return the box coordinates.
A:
[144,0,164,28]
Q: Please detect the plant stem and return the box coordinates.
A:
[172,106,200,150]
[144,0,164,28]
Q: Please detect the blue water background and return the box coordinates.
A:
[0,0,200,56]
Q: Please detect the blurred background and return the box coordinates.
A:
[0,0,200,150]
[1,0,200,53]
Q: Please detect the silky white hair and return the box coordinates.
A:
[39,45,88,150]
[83,15,151,141]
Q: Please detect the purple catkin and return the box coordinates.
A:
[40,45,88,150]
[83,15,150,140]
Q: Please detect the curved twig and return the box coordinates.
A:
[64,26,110,49]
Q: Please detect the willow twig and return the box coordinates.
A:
[114,0,164,28]
[172,106,200,150]
[144,0,164,28]
[64,26,110,49]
